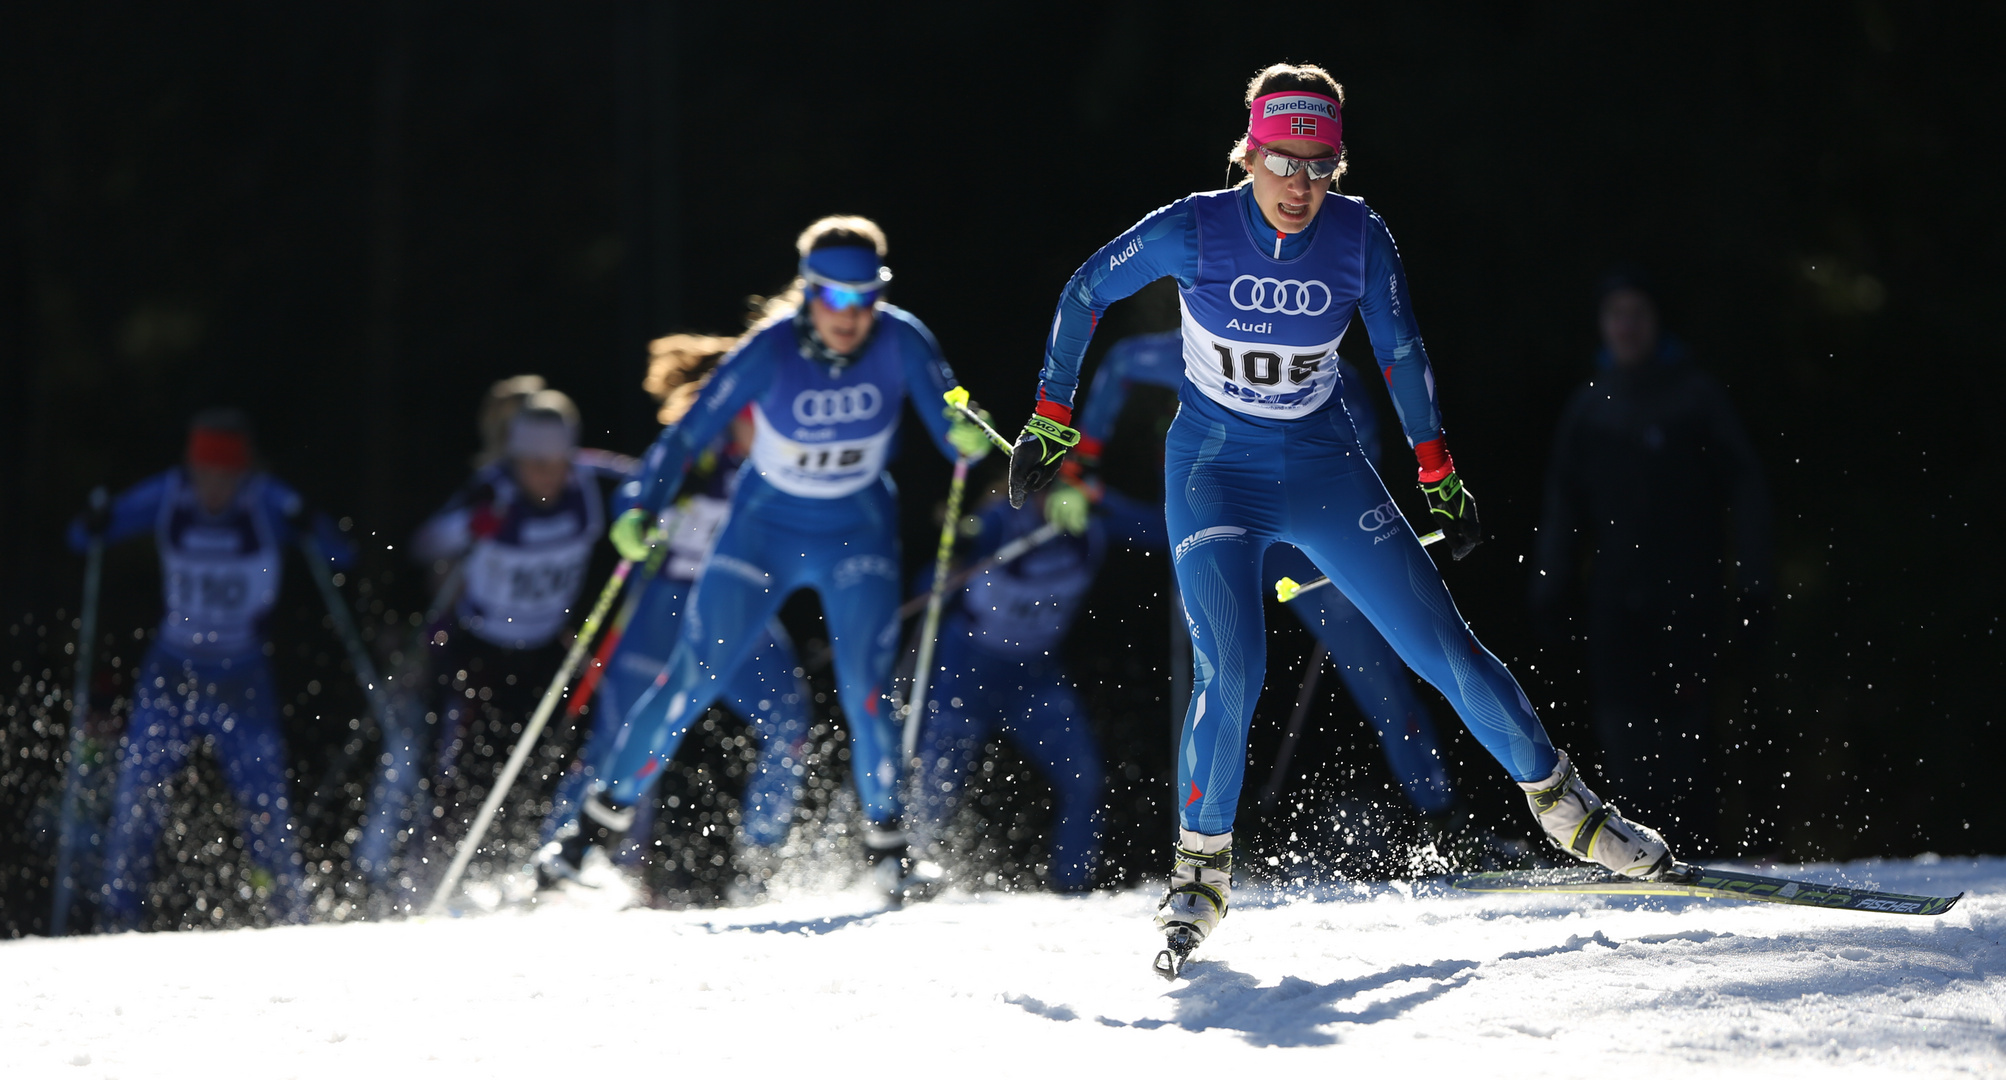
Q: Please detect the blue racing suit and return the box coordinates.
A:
[1036,186,1557,836]
[1079,331,1452,814]
[910,487,1165,889]
[541,444,811,857]
[66,468,353,928]
[606,304,967,828]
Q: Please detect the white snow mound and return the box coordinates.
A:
[4,856,2002,1077]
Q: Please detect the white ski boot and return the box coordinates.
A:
[1153,829,1230,979]
[533,789,641,907]
[1519,751,1673,880]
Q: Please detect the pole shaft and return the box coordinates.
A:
[423,557,635,916]
[902,456,969,761]
[50,530,104,936]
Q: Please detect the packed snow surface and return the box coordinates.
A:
[5,857,2002,1077]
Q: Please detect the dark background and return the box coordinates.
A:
[4,3,2001,933]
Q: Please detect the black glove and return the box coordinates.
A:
[1419,471,1481,560]
[1007,412,1080,508]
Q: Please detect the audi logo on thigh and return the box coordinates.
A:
[1230,275,1333,316]
[1357,500,1401,531]
[793,385,883,425]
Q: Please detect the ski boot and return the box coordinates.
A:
[1519,751,1674,880]
[864,829,944,905]
[534,787,633,891]
[1153,829,1230,980]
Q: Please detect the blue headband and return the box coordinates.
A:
[801,245,888,287]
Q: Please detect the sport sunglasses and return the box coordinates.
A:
[1249,137,1342,182]
[802,268,890,311]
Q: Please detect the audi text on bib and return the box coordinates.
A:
[1178,191,1370,419]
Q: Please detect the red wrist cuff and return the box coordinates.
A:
[1414,437,1455,483]
[1034,399,1073,426]
[1073,434,1103,461]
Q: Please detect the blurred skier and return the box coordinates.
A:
[546,215,993,901]
[391,389,631,874]
[907,481,1165,891]
[1074,331,1457,827]
[1530,270,1773,856]
[1007,62,1674,966]
[535,335,812,898]
[67,409,353,930]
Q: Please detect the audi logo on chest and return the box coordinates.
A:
[793,385,883,425]
[1230,275,1333,316]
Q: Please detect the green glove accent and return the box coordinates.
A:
[1419,471,1482,561]
[1008,414,1081,508]
[609,507,654,562]
[944,405,995,460]
[1044,485,1089,536]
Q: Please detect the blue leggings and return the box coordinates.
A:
[542,573,810,853]
[604,484,905,825]
[1167,402,1557,835]
[102,647,303,928]
[1266,544,1454,815]
[910,627,1103,889]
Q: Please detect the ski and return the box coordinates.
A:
[1452,863,1962,916]
[1152,925,1199,980]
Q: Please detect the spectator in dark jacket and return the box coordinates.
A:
[1530,270,1773,857]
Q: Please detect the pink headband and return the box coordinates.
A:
[1247,90,1342,151]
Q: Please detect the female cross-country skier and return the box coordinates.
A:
[535,335,812,899]
[559,216,994,901]
[67,409,354,930]
[1073,330,1459,834]
[1006,63,1673,965]
[386,390,632,885]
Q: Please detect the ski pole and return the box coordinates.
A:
[298,531,396,747]
[51,487,107,936]
[563,539,671,723]
[901,454,971,761]
[1257,642,1327,813]
[1274,529,1446,602]
[895,520,1063,621]
[423,552,641,916]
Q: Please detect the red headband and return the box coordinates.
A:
[187,428,250,471]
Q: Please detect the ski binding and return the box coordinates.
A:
[1153,925,1200,980]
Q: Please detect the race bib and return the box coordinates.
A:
[1178,297,1342,418]
[749,405,893,498]
[662,495,730,580]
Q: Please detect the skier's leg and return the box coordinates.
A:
[1268,543,1453,815]
[1282,435,1668,877]
[100,649,196,931]
[999,661,1103,891]
[210,657,306,922]
[539,574,686,851]
[724,617,812,849]
[1156,414,1283,942]
[354,685,423,885]
[816,544,904,827]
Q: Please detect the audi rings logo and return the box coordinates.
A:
[793,385,883,425]
[1358,500,1400,532]
[1230,275,1332,316]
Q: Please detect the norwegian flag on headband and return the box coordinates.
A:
[1290,116,1317,136]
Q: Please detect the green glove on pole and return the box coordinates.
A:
[424,552,641,916]
[902,453,970,762]
[51,486,107,936]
